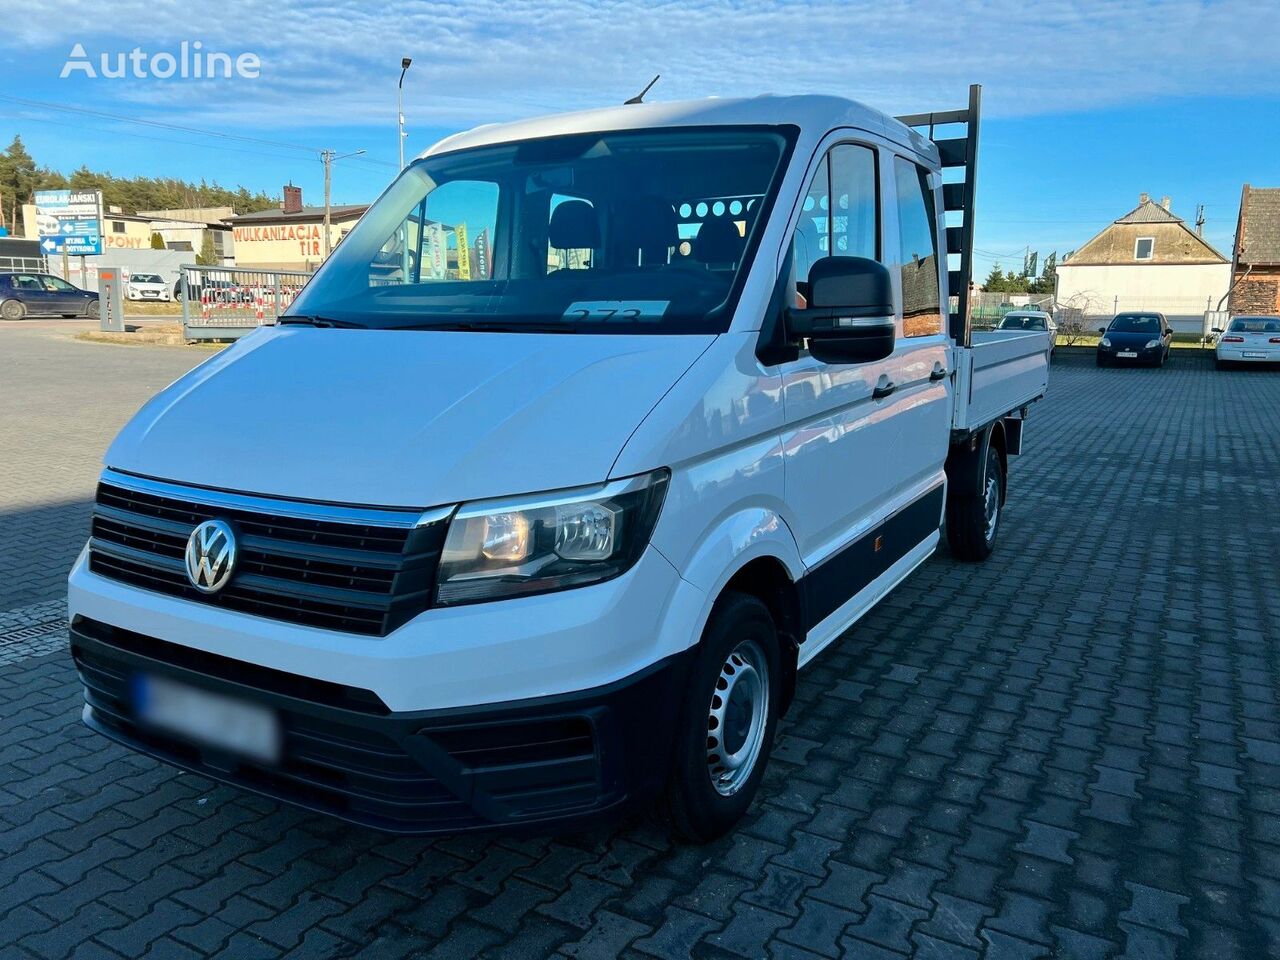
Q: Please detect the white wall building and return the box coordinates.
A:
[1056,194,1230,333]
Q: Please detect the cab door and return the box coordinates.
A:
[775,137,951,635]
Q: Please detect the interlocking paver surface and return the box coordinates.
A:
[2,324,1279,958]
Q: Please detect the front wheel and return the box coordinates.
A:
[1,299,26,321]
[946,444,1003,562]
[661,592,780,842]
[86,300,100,318]
[1095,354,1107,368]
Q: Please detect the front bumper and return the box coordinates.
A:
[72,616,693,834]
[1098,344,1162,363]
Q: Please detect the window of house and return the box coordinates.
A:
[893,156,942,337]
[112,221,126,234]
[790,143,878,306]
[1134,237,1155,260]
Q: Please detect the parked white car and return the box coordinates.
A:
[997,311,1057,359]
[1215,315,1280,369]
[69,86,1049,841]
[126,273,171,302]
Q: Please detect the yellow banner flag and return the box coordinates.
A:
[454,222,470,280]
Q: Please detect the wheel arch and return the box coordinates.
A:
[719,556,803,716]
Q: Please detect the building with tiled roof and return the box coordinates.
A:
[1229,185,1280,316]
[1055,193,1230,332]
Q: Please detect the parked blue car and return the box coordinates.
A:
[0,271,99,320]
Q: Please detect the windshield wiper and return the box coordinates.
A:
[394,320,577,334]
[278,315,368,329]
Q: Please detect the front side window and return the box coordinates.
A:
[41,275,76,292]
[292,126,794,333]
[893,156,942,338]
[1134,237,1154,260]
[789,143,878,307]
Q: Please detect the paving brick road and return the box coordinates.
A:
[2,325,1279,959]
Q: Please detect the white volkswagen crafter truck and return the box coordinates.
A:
[70,86,1049,841]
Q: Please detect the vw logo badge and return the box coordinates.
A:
[185,519,237,594]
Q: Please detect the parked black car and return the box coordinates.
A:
[0,271,99,320]
[1096,312,1173,367]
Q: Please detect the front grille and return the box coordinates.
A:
[88,475,449,636]
[72,621,603,833]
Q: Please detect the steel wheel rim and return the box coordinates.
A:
[706,638,769,797]
[983,472,1000,542]
[2,301,21,320]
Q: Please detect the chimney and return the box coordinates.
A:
[1160,196,1171,211]
[282,184,303,215]
[1139,192,1150,205]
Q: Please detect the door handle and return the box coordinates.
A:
[872,380,896,400]
[930,365,948,381]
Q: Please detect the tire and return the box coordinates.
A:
[1216,358,1229,371]
[660,592,780,842]
[86,300,100,318]
[1095,354,1106,368]
[946,444,1003,562]
[1,299,26,321]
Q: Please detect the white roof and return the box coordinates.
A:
[421,95,939,167]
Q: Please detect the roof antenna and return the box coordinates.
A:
[625,75,660,105]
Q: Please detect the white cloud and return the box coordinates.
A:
[3,0,1277,140]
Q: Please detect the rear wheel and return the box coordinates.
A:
[947,444,1003,562]
[661,592,780,842]
[1,299,25,321]
[1216,357,1229,371]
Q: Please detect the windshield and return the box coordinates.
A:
[1230,316,1280,334]
[999,314,1046,330]
[289,126,794,333]
[1110,314,1161,333]
[131,274,162,283]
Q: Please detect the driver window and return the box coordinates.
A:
[790,144,878,308]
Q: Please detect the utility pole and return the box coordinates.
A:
[1195,203,1206,238]
[319,148,365,260]
[398,58,412,170]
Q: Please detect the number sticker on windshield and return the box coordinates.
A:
[563,301,669,323]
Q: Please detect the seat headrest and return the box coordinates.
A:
[629,198,678,265]
[548,200,600,250]
[693,217,744,264]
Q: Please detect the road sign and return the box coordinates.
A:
[34,189,103,257]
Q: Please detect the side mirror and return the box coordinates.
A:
[1211,327,1223,334]
[786,256,895,364]
[1097,326,1107,335]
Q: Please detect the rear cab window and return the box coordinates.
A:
[892,156,942,338]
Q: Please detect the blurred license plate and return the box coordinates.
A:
[133,674,281,763]
[1244,351,1267,359]
[1118,351,1138,358]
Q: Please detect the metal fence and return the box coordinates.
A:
[969,292,1054,328]
[1053,293,1220,337]
[180,265,313,341]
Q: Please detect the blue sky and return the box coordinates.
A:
[1,0,1276,278]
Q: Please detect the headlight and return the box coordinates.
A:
[435,469,669,605]
[1100,337,1111,348]
[1145,339,1161,349]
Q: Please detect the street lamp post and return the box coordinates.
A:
[398,57,412,169]
[320,148,366,260]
